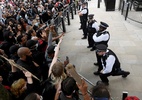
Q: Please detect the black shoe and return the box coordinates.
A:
[122,71,130,78]
[87,46,92,48]
[81,37,87,39]
[93,71,100,75]
[94,63,99,66]
[90,48,95,51]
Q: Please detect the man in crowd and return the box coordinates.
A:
[17,47,42,80]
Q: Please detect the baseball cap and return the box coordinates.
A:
[47,45,56,54]
[26,40,38,48]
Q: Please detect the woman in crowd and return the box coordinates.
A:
[10,71,38,100]
[15,23,25,37]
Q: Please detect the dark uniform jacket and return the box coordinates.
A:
[80,7,88,23]
[102,49,121,74]
[95,31,110,46]
[87,20,97,34]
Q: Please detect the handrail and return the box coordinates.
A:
[78,73,95,95]
[78,73,96,86]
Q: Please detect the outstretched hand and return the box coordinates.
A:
[76,79,88,95]
[24,71,32,78]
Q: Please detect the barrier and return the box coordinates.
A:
[120,0,142,24]
[70,3,74,19]
[47,3,76,33]
[121,0,130,20]
[98,0,101,8]
[78,73,95,95]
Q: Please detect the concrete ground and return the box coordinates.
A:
[58,0,142,99]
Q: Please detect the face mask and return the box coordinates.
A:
[31,43,38,50]
[35,22,40,27]
[26,55,33,62]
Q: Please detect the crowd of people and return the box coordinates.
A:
[0,0,140,100]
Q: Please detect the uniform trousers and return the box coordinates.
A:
[100,69,129,83]
[82,20,87,38]
[87,33,94,47]
[96,52,103,71]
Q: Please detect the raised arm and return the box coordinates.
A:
[48,35,64,77]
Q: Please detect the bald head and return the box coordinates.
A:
[17,47,31,58]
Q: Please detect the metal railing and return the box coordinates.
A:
[120,0,142,24]
[45,2,77,33]
[78,73,95,95]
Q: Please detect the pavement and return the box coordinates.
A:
[58,0,142,99]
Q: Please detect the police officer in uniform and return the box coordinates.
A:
[78,2,88,39]
[93,22,110,75]
[95,44,130,85]
[87,14,99,50]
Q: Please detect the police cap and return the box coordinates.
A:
[100,22,109,28]
[88,14,94,19]
[96,44,107,52]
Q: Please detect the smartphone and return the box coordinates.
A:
[122,91,128,100]
[66,56,69,61]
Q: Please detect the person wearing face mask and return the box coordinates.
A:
[17,35,27,47]
[26,39,45,67]
[86,14,99,51]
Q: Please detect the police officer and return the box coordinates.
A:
[78,2,88,39]
[93,22,110,75]
[95,44,130,85]
[87,14,99,50]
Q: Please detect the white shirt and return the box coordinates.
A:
[92,22,99,32]
[80,7,87,14]
[102,50,115,74]
[93,31,109,42]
